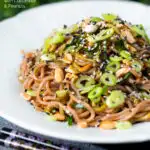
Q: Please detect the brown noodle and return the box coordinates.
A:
[19,15,150,129]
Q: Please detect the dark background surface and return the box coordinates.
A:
[0,0,150,149]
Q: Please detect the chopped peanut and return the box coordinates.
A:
[78,121,88,128]
[53,113,65,121]
[55,68,64,83]
[116,67,131,78]
[20,92,31,101]
[99,121,116,129]
[64,53,73,64]
[121,29,136,44]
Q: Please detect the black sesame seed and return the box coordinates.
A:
[63,24,67,28]
[65,33,70,36]
[91,21,97,25]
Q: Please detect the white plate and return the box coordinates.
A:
[0,0,150,143]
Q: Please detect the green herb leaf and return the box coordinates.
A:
[67,116,73,126]
[123,72,132,80]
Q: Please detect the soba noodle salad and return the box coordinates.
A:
[19,14,150,129]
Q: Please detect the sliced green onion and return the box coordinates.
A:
[90,17,102,22]
[131,60,142,72]
[102,13,117,21]
[75,76,95,89]
[106,61,120,72]
[26,90,36,97]
[80,85,96,94]
[95,28,114,41]
[110,56,122,62]
[50,33,65,44]
[147,59,150,67]
[88,87,103,103]
[66,46,76,53]
[67,24,79,33]
[41,53,56,61]
[106,90,125,108]
[115,121,132,130]
[141,92,150,100]
[101,73,117,86]
[87,36,95,43]
[42,48,48,54]
[131,24,150,43]
[58,24,79,34]
[46,115,57,121]
[115,40,125,51]
[102,85,108,95]
[42,38,51,54]
[56,90,68,98]
[120,50,131,60]
[131,25,144,36]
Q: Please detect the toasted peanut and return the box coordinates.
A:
[20,92,31,101]
[125,43,137,52]
[116,67,131,78]
[97,21,106,28]
[55,68,64,83]
[121,29,136,44]
[78,121,88,128]
[53,113,65,121]
[67,73,78,79]
[116,23,123,28]
[64,53,73,64]
[64,73,78,83]
[25,52,35,59]
[99,121,116,130]
[88,121,98,127]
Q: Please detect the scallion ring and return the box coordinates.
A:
[120,50,131,60]
[88,87,103,103]
[106,61,120,72]
[101,73,117,86]
[95,28,114,41]
[106,90,125,108]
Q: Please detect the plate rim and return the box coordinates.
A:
[1,113,150,144]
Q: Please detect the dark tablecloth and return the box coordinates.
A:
[0,117,150,150]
